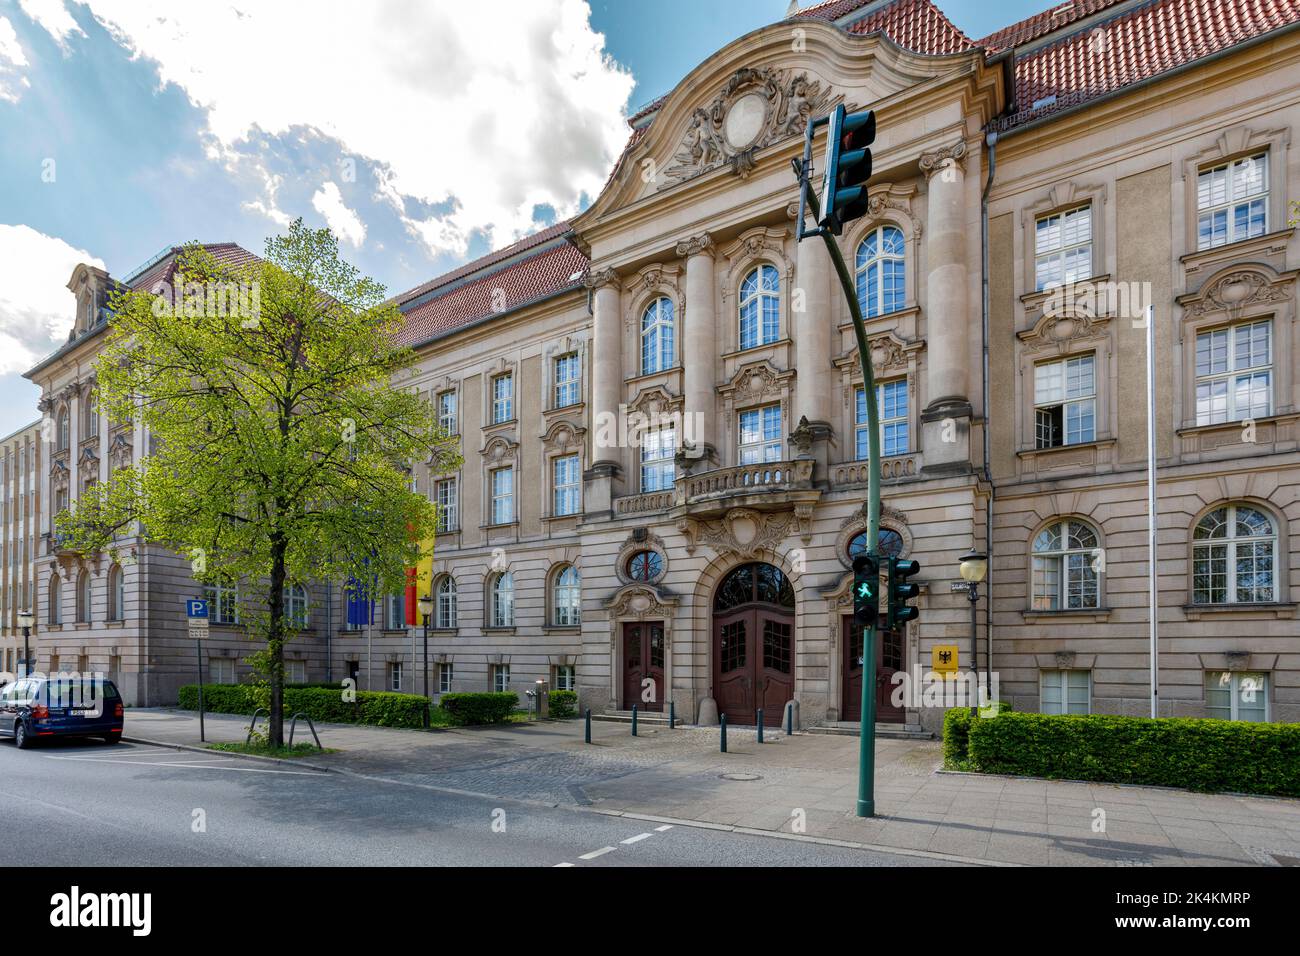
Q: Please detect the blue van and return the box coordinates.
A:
[0,677,124,748]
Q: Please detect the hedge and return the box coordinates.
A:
[942,701,1012,768]
[178,684,429,729]
[549,690,578,719]
[439,692,519,726]
[952,710,1300,797]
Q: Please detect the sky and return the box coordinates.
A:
[0,0,1047,437]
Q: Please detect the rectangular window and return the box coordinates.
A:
[554,665,575,692]
[738,404,782,464]
[640,426,676,493]
[491,373,513,424]
[385,593,405,631]
[390,662,403,692]
[437,391,457,435]
[554,353,580,409]
[1197,153,1268,250]
[435,478,458,532]
[1034,354,1095,448]
[1040,669,1091,715]
[286,660,306,684]
[1195,320,1271,425]
[490,467,514,525]
[205,583,239,625]
[1035,205,1092,291]
[1205,671,1268,722]
[439,663,454,694]
[553,454,580,516]
[856,380,909,459]
[493,664,510,693]
[209,657,236,684]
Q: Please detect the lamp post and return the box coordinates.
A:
[17,610,33,678]
[958,551,988,715]
[417,593,433,703]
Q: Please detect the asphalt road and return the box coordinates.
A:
[0,737,960,867]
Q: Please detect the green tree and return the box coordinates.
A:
[58,221,460,745]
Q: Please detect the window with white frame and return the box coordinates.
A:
[205,581,239,625]
[553,454,580,516]
[436,477,459,532]
[435,575,457,629]
[109,564,125,622]
[1205,671,1268,722]
[640,425,675,492]
[284,583,308,628]
[286,660,306,684]
[439,663,454,694]
[490,572,514,628]
[640,297,674,374]
[493,664,510,693]
[1031,519,1101,610]
[856,380,908,459]
[1034,353,1096,448]
[384,593,405,631]
[552,565,580,627]
[209,657,236,684]
[855,225,905,318]
[738,264,780,350]
[1035,205,1092,291]
[1197,153,1268,250]
[1040,669,1091,715]
[1193,504,1276,605]
[738,404,782,464]
[390,662,403,692]
[437,390,457,435]
[554,665,575,691]
[490,467,513,525]
[491,373,513,424]
[56,409,69,451]
[1195,320,1271,426]
[554,353,580,408]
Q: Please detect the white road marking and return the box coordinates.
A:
[578,846,616,860]
[553,862,574,867]
[654,825,673,832]
[620,832,653,845]
[41,754,318,775]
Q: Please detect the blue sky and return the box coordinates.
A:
[0,0,1047,436]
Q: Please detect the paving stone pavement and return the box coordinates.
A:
[124,708,1300,866]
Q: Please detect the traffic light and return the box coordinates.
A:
[819,103,876,235]
[887,557,921,628]
[852,553,879,626]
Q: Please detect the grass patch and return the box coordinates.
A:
[207,741,337,759]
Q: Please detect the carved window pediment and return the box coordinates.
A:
[480,434,519,463]
[541,420,587,454]
[1176,265,1294,319]
[604,583,677,620]
[718,359,793,407]
[1017,311,1112,357]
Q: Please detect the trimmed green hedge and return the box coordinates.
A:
[439,692,519,726]
[178,684,429,728]
[950,709,1300,797]
[942,701,1012,768]
[549,690,578,719]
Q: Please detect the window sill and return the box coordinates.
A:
[1019,272,1111,308]
[721,338,793,360]
[1183,602,1296,620]
[429,628,457,637]
[1021,608,1111,623]
[1016,437,1115,459]
[1176,412,1298,437]
[836,304,919,332]
[482,627,516,635]
[545,401,585,416]
[542,626,580,636]
[543,513,581,524]
[1179,227,1294,270]
[624,366,683,387]
[484,418,518,432]
[480,521,519,531]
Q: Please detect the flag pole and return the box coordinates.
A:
[1145,303,1159,719]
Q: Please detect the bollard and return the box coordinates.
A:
[757,710,764,744]
[720,713,728,753]
[631,704,638,737]
[585,708,591,744]
[785,702,793,736]
[669,699,676,730]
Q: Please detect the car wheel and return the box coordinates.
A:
[14,721,32,749]
[102,734,121,745]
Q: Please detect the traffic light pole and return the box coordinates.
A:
[794,129,882,818]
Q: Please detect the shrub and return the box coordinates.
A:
[962,711,1300,797]
[549,690,578,719]
[178,684,430,729]
[942,701,1012,768]
[439,692,519,726]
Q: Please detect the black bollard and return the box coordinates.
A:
[631,704,638,737]
[785,702,793,736]
[757,710,764,744]
[720,713,728,753]
[584,708,591,744]
[669,699,676,729]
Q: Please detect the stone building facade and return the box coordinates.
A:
[22,0,1300,728]
[0,420,42,675]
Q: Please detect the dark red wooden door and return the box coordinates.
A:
[841,616,905,724]
[713,609,790,727]
[621,621,664,712]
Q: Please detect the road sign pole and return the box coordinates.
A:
[197,639,205,743]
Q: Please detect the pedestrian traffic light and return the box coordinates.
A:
[887,557,921,628]
[852,553,879,626]
[819,103,876,235]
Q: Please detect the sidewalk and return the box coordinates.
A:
[125,708,1300,866]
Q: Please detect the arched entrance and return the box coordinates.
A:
[712,562,794,727]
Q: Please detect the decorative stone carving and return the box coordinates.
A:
[615,533,668,586]
[480,434,518,462]
[661,66,842,188]
[676,507,797,558]
[582,267,620,291]
[625,263,682,331]
[862,182,923,237]
[1053,650,1077,669]
[604,584,675,620]
[919,141,968,178]
[108,432,133,472]
[541,420,586,454]
[1186,270,1290,318]
[1018,310,1112,357]
[674,234,715,259]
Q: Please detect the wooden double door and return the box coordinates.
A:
[621,621,664,712]
[713,608,794,727]
[841,616,905,723]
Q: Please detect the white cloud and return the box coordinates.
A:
[311,181,366,247]
[19,0,85,52]
[242,166,292,227]
[72,0,634,256]
[0,16,31,103]
[0,224,104,374]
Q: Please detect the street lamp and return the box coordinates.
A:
[417,593,433,720]
[17,609,34,678]
[958,551,987,715]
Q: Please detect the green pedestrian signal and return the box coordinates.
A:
[852,553,879,626]
[887,557,921,628]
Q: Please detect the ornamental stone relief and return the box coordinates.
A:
[661,66,843,188]
[676,507,797,557]
[1185,269,1290,318]
[1018,311,1112,357]
[604,583,675,620]
[919,141,968,178]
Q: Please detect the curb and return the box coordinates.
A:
[121,735,334,773]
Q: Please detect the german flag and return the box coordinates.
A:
[404,526,436,626]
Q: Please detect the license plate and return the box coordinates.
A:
[70,709,97,716]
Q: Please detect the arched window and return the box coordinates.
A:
[284,583,308,628]
[1193,504,1276,605]
[848,528,904,561]
[109,564,125,622]
[552,565,580,627]
[435,575,457,629]
[490,572,514,628]
[48,573,61,625]
[627,550,663,582]
[855,225,906,318]
[76,571,92,623]
[739,264,780,350]
[640,297,674,375]
[713,563,795,612]
[56,409,70,451]
[1032,519,1100,610]
[84,393,99,439]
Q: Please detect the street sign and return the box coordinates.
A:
[932,645,959,674]
[188,618,210,641]
[186,599,209,619]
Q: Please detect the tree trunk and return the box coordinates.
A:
[268,533,287,748]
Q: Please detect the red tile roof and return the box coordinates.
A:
[124,242,260,293]
[978,0,1130,52]
[799,0,975,54]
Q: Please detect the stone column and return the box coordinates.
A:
[791,214,834,465]
[584,268,623,516]
[919,141,973,474]
[676,234,717,465]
